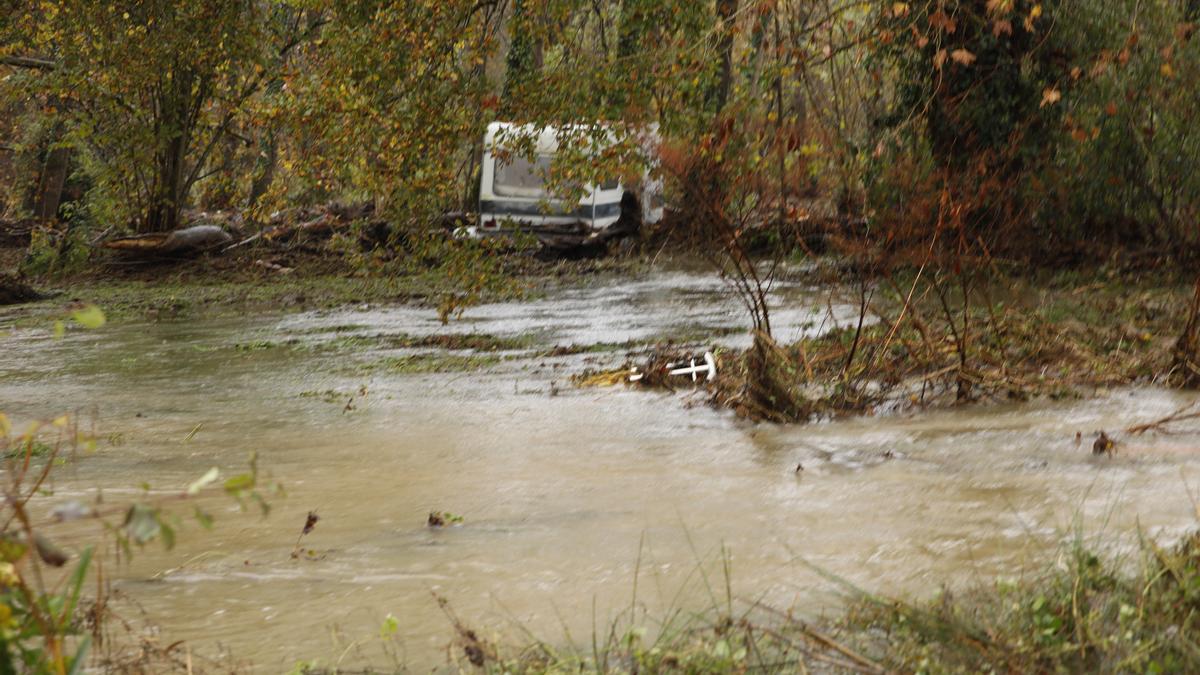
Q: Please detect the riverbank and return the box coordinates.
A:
[0,239,647,327]
[457,528,1200,674]
[8,235,1197,423]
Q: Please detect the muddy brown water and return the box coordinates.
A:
[2,268,1200,671]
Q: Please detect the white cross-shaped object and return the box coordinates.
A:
[666,351,717,382]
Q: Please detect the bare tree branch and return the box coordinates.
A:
[0,55,56,71]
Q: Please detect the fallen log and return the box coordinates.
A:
[102,225,233,256]
[534,194,642,259]
[0,220,33,247]
[262,213,337,243]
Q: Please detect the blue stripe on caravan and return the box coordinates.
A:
[480,199,623,220]
[594,202,621,218]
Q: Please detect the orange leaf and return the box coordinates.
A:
[950,49,976,66]
[929,10,956,34]
[992,19,1012,37]
[1040,88,1061,107]
[933,48,948,69]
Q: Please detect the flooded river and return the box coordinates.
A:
[2,268,1199,671]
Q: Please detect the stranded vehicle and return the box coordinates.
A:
[476,122,663,235]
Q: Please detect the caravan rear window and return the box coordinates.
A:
[493,154,553,198]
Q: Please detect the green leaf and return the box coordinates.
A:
[224,473,255,493]
[123,504,161,545]
[0,537,27,563]
[380,613,399,638]
[61,547,93,629]
[160,521,175,551]
[193,507,214,530]
[66,635,91,675]
[186,467,220,496]
[70,305,106,329]
[53,320,65,339]
[251,491,271,516]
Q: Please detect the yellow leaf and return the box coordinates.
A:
[0,413,9,438]
[53,320,64,339]
[51,415,68,428]
[1161,62,1174,77]
[1040,88,1061,107]
[892,2,909,17]
[1031,4,1043,19]
[70,305,106,329]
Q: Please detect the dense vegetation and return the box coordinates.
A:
[4,1,1198,257]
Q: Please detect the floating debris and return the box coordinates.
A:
[630,351,717,383]
[290,510,320,559]
[427,511,464,528]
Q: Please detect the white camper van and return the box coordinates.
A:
[477,122,662,234]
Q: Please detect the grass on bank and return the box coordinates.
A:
[846,529,1200,674]
[434,529,1200,674]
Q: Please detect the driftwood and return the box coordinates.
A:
[103,225,232,256]
[264,213,333,243]
[260,202,378,244]
[0,220,33,247]
[1126,402,1200,436]
[534,191,642,258]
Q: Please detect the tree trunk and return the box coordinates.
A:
[707,0,738,116]
[32,141,70,223]
[145,131,186,232]
[502,0,542,114]
[247,130,279,210]
[21,119,71,223]
[142,68,200,233]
